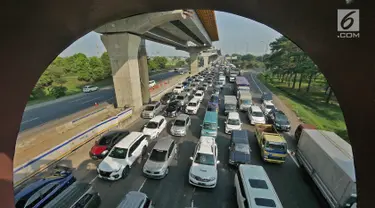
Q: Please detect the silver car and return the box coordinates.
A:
[176,92,189,106]
[170,114,191,136]
[143,137,177,179]
[142,101,163,118]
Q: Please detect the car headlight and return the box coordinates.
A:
[114,166,122,172]
[101,150,108,155]
[208,176,216,181]
[275,123,280,127]
[189,172,195,178]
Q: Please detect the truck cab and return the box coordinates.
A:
[255,124,287,163]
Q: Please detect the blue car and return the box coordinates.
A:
[209,94,220,105]
[15,166,76,208]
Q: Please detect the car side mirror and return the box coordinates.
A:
[189,156,193,161]
[224,121,227,124]
[216,160,220,164]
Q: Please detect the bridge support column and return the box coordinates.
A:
[203,56,209,69]
[101,33,143,111]
[138,39,150,104]
[189,51,199,74]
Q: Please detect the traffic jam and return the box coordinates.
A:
[14,61,357,208]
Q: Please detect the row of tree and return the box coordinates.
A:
[225,53,265,69]
[263,36,334,103]
[147,56,187,70]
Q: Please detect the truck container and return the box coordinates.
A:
[224,95,237,115]
[296,129,357,208]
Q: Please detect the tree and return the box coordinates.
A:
[185,57,191,64]
[152,56,168,69]
[175,60,186,67]
[100,52,112,77]
[49,86,67,98]
[147,59,158,70]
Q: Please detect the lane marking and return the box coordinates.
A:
[89,175,98,184]
[21,117,39,124]
[250,73,263,93]
[138,178,147,191]
[287,149,300,168]
[69,97,88,103]
[81,97,102,104]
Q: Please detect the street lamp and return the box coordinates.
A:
[260,41,268,67]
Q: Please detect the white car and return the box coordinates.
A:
[189,136,219,188]
[248,105,266,125]
[261,100,276,115]
[82,85,99,93]
[97,132,148,181]
[173,84,184,94]
[142,115,167,140]
[185,98,201,115]
[149,80,156,88]
[194,90,204,102]
[225,112,242,134]
[198,76,205,82]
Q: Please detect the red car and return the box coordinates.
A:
[89,130,129,160]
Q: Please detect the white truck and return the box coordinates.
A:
[224,95,237,115]
[296,129,357,208]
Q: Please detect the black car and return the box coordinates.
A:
[261,92,273,102]
[164,100,183,117]
[228,130,251,166]
[160,92,177,105]
[266,109,291,132]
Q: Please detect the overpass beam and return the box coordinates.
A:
[101,33,143,111]
[138,39,150,104]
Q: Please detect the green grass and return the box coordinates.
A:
[258,74,349,141]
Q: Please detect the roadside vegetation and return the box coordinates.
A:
[259,36,348,141]
[29,53,187,106]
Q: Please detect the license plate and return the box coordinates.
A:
[198,182,205,186]
[92,156,97,159]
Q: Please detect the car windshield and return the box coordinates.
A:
[146,122,158,129]
[145,106,155,111]
[174,119,185,126]
[228,119,240,125]
[234,143,250,154]
[265,142,287,152]
[198,87,205,91]
[203,122,216,130]
[266,105,275,110]
[188,102,197,107]
[252,111,264,117]
[210,96,219,103]
[225,104,236,110]
[275,113,289,124]
[207,105,217,112]
[242,99,251,105]
[175,86,182,89]
[168,101,179,108]
[98,134,115,145]
[177,96,184,100]
[191,84,196,87]
[195,93,202,96]
[109,147,128,159]
[149,149,167,162]
[194,153,215,166]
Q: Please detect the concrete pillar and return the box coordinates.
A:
[203,56,209,68]
[189,51,199,74]
[138,39,150,104]
[101,33,143,111]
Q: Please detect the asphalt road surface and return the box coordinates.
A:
[40,70,328,208]
[20,71,180,132]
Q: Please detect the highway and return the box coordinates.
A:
[20,71,180,132]
[49,70,327,208]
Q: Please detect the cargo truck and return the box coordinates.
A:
[296,129,357,208]
[224,95,237,115]
[255,124,288,163]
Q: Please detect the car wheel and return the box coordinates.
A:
[165,167,169,176]
[142,146,147,156]
[122,166,130,179]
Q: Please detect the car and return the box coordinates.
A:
[183,87,194,96]
[89,130,130,160]
[185,98,201,115]
[149,80,156,88]
[143,137,178,179]
[142,115,167,140]
[198,76,205,82]
[190,83,198,91]
[189,136,219,188]
[172,84,184,94]
[206,102,219,113]
[228,130,251,166]
[261,100,276,115]
[14,165,76,208]
[160,92,177,105]
[142,101,163,118]
[164,100,183,117]
[248,105,266,125]
[266,109,291,132]
[214,84,221,95]
[176,92,190,106]
[202,83,208,90]
[182,81,189,88]
[197,86,206,91]
[207,80,213,87]
[170,114,191,136]
[97,132,148,181]
[82,85,99,93]
[209,94,220,105]
[261,92,273,102]
[193,90,204,102]
[116,191,154,208]
[225,112,242,134]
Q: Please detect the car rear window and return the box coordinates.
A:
[254,198,276,207]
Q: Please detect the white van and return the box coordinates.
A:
[234,164,283,208]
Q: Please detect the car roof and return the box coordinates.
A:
[197,137,216,154]
[189,97,200,103]
[115,132,143,148]
[195,90,204,94]
[179,92,188,96]
[228,112,240,119]
[176,113,189,120]
[251,105,262,112]
[149,115,165,122]
[204,111,218,123]
[117,191,148,208]
[263,100,274,105]
[153,137,174,150]
[232,130,249,144]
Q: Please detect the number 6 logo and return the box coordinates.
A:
[337,9,359,32]
[341,11,356,30]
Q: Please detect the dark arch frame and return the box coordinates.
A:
[1,0,373,207]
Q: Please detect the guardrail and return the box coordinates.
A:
[13,108,133,187]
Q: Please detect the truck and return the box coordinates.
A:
[229,71,238,82]
[254,124,288,163]
[224,95,237,115]
[296,129,357,208]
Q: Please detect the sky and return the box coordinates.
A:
[59,11,281,58]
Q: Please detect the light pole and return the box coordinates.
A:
[260,41,268,69]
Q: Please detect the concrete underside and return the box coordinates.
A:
[0,0,373,207]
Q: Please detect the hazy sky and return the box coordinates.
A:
[60,11,281,57]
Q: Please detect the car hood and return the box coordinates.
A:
[172,125,186,132]
[186,105,198,110]
[99,156,123,172]
[143,110,154,114]
[230,151,251,163]
[90,145,107,155]
[143,128,157,136]
[166,106,177,112]
[226,124,241,130]
[190,163,217,178]
[144,160,166,171]
[253,116,265,122]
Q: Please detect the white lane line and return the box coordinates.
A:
[89,175,98,184]
[21,117,39,124]
[81,97,102,104]
[287,149,300,168]
[250,73,263,93]
[138,178,147,191]
[69,97,88,103]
